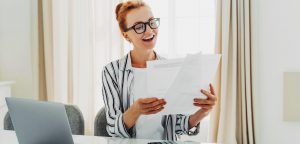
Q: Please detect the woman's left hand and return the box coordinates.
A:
[188,84,218,129]
[193,83,217,113]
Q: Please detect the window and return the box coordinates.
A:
[123,0,216,141]
[124,0,216,58]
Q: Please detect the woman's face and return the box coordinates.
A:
[123,6,158,50]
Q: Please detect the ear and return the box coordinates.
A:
[123,32,131,42]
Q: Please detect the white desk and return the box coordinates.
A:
[0,130,214,144]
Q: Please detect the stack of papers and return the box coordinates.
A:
[134,52,221,115]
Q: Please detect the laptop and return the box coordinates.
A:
[5,97,74,144]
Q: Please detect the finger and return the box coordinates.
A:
[144,100,166,110]
[193,103,201,107]
[193,103,210,108]
[145,106,164,115]
[201,89,216,101]
[194,98,209,104]
[141,100,161,109]
[193,99,215,105]
[141,97,159,104]
[146,103,164,112]
[193,103,212,107]
[210,83,216,95]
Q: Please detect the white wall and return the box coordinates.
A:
[0,0,38,99]
[252,0,300,143]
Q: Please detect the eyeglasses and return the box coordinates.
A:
[124,18,160,34]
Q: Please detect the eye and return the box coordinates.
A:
[150,19,159,28]
[150,21,156,26]
[134,23,144,30]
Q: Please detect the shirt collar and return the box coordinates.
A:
[119,51,164,72]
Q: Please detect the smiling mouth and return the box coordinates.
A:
[142,35,155,42]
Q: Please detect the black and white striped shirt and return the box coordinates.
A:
[101,52,200,141]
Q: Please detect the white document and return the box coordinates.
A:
[132,68,148,99]
[132,68,164,139]
[146,58,184,98]
[162,53,203,115]
[146,53,221,115]
[163,53,221,115]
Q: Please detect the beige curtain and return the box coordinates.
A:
[209,0,255,143]
[37,0,123,135]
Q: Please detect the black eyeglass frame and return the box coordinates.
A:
[124,18,160,34]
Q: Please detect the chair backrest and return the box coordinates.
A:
[4,104,85,135]
[94,107,110,137]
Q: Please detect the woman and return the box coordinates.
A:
[102,0,217,141]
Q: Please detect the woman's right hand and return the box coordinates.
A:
[132,97,166,115]
[123,97,166,129]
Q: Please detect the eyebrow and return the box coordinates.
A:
[132,17,154,25]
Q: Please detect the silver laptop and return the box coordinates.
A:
[5,97,74,144]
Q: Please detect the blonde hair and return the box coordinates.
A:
[115,0,149,32]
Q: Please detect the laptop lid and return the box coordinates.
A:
[5,97,74,144]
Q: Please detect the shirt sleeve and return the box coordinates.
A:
[174,114,200,136]
[101,65,131,138]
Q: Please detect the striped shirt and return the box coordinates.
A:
[101,52,200,141]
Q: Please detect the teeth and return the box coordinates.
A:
[143,35,154,40]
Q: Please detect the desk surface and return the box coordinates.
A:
[0,130,214,144]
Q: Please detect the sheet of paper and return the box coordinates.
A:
[146,58,184,98]
[132,68,163,132]
[147,53,220,114]
[160,53,202,115]
[144,53,221,115]
[199,54,222,97]
[159,53,221,115]
[132,68,148,99]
